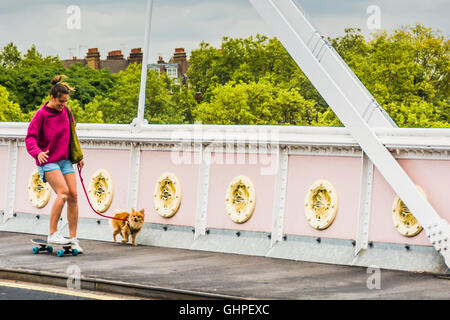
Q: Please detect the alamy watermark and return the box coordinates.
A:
[66,5,81,30]
[366,265,381,290]
[170,123,280,176]
[366,5,381,30]
[66,264,81,290]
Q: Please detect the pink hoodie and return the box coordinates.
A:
[25,102,71,166]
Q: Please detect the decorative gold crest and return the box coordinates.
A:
[392,185,425,237]
[28,169,51,208]
[225,176,256,224]
[304,179,338,230]
[154,172,181,218]
[87,169,114,213]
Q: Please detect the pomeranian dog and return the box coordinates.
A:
[112,208,145,246]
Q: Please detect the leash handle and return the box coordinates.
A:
[77,164,127,221]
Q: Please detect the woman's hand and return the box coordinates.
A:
[37,150,49,165]
[78,159,85,169]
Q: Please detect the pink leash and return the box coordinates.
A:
[77,164,127,221]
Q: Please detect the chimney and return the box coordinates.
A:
[157,56,165,64]
[128,48,143,64]
[107,50,124,60]
[86,48,100,70]
[171,48,188,75]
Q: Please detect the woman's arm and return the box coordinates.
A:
[25,111,44,160]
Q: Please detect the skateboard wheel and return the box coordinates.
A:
[47,246,53,253]
[72,249,79,256]
[57,250,64,257]
[32,247,40,254]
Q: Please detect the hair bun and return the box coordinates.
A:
[51,75,65,86]
[49,75,75,97]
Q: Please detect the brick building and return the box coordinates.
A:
[62,47,189,80]
[62,48,143,73]
[148,48,189,84]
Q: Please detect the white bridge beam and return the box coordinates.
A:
[250,0,450,267]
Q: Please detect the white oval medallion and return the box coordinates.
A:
[154,172,182,218]
[304,179,338,230]
[225,176,256,224]
[88,169,114,213]
[392,185,425,237]
[28,169,51,208]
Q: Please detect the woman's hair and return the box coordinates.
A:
[50,75,75,98]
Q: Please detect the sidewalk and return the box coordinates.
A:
[0,231,448,299]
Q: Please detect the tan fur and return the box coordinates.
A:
[112,208,145,246]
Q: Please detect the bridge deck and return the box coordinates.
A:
[0,231,448,299]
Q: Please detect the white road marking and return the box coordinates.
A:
[0,280,123,300]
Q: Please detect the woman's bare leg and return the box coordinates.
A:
[44,170,69,235]
[63,172,78,239]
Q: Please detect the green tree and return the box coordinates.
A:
[1,45,66,113]
[193,78,317,125]
[64,63,117,106]
[0,42,22,69]
[90,63,185,124]
[322,24,449,127]
[0,85,25,121]
[188,35,317,103]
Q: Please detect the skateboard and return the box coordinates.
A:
[31,238,79,257]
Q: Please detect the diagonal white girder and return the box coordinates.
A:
[250,0,450,267]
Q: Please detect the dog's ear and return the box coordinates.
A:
[139,208,145,215]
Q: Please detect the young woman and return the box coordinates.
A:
[25,75,84,252]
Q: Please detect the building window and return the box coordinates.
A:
[167,67,178,79]
[150,66,160,74]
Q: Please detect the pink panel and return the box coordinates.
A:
[284,155,362,240]
[0,146,9,210]
[138,151,199,226]
[15,147,131,218]
[206,153,277,232]
[76,149,130,219]
[369,159,450,246]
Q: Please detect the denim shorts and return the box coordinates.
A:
[37,159,75,183]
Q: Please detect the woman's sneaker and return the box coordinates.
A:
[47,232,71,245]
[70,238,84,254]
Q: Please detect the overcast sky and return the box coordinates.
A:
[0,0,448,63]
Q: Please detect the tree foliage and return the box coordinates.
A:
[194,78,317,125]
[0,84,24,121]
[0,24,447,128]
